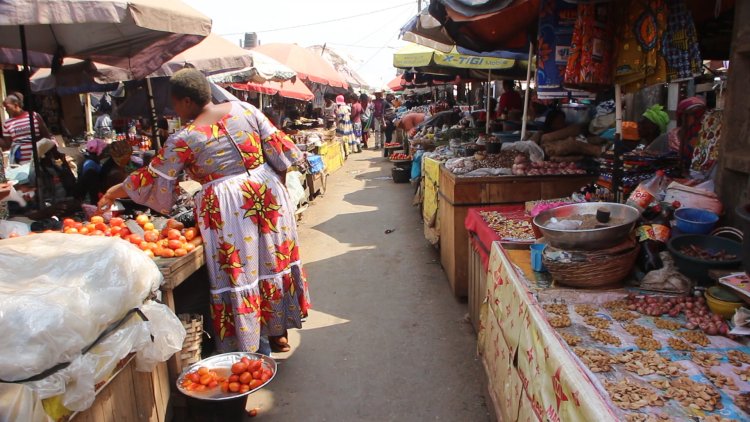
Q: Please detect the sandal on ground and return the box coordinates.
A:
[269,335,290,352]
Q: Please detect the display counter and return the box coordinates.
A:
[319,139,346,174]
[480,242,750,421]
[438,165,594,297]
[422,157,442,246]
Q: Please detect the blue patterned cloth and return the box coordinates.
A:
[662,0,702,81]
[536,0,577,99]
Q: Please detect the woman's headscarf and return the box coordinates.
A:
[86,138,108,156]
[676,96,706,119]
[335,95,346,104]
[642,104,669,134]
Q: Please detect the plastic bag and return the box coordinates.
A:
[411,150,424,180]
[502,141,545,163]
[0,383,49,422]
[285,170,306,211]
[0,220,30,238]
[0,234,162,382]
[136,301,186,372]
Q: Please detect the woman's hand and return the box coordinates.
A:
[97,183,126,212]
[0,182,11,201]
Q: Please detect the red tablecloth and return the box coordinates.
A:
[464,204,529,270]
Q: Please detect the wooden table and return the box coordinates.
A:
[438,165,594,297]
[156,245,207,385]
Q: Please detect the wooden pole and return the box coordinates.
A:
[485,70,491,134]
[520,42,533,140]
[84,93,93,134]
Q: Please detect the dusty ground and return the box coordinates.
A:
[243,149,489,421]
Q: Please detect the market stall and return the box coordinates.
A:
[478,240,750,421]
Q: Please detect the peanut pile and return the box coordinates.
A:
[605,378,664,410]
[625,414,672,422]
[653,318,681,331]
[667,337,695,352]
[703,417,739,422]
[584,315,611,329]
[574,347,613,372]
[603,299,628,311]
[677,330,709,347]
[706,370,739,391]
[732,366,750,381]
[616,351,682,376]
[549,314,571,328]
[611,309,640,322]
[692,351,722,368]
[661,377,722,412]
[574,304,597,317]
[624,323,653,338]
[543,303,569,316]
[634,336,661,351]
[728,350,750,367]
[591,329,621,346]
[560,332,581,346]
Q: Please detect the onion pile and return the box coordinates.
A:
[511,155,587,176]
[625,294,730,337]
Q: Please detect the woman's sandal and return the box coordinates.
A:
[269,335,290,352]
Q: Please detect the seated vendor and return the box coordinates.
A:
[641,104,670,152]
[530,108,574,143]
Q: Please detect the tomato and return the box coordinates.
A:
[239,384,250,394]
[144,249,155,259]
[78,227,90,235]
[167,239,183,250]
[199,374,212,385]
[239,372,252,385]
[167,219,185,231]
[179,235,187,243]
[135,214,150,226]
[228,374,239,383]
[197,367,209,376]
[184,227,198,241]
[240,356,251,365]
[91,230,105,236]
[249,379,263,390]
[109,217,124,227]
[86,223,97,232]
[161,248,175,258]
[95,222,108,232]
[143,222,155,231]
[144,230,160,243]
[139,241,150,250]
[174,248,188,257]
[184,243,196,252]
[251,370,262,380]
[63,218,76,227]
[129,235,143,245]
[248,360,262,372]
[90,215,104,224]
[208,380,218,389]
[260,373,270,383]
[191,236,204,246]
[64,228,78,234]
[188,373,200,383]
[119,227,131,237]
[231,361,248,375]
[167,229,182,241]
[73,222,84,230]
[220,382,229,393]
[228,382,240,393]
[248,408,258,417]
[195,384,207,392]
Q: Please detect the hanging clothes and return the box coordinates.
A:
[536,0,578,99]
[662,0,702,82]
[690,109,722,178]
[563,2,615,91]
[614,0,668,94]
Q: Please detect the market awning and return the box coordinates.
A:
[252,43,348,89]
[231,78,314,102]
[386,75,406,92]
[208,51,297,84]
[393,43,519,70]
[148,34,253,78]
[0,0,212,79]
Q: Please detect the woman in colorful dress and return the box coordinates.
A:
[334,95,354,156]
[98,69,310,353]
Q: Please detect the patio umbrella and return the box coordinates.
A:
[231,79,315,102]
[0,0,211,206]
[386,76,406,92]
[253,43,348,89]
[308,45,370,90]
[207,51,297,85]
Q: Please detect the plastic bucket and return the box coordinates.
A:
[674,208,719,234]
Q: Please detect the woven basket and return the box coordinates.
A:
[177,313,203,370]
[543,238,640,288]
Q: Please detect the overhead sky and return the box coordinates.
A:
[182,0,418,89]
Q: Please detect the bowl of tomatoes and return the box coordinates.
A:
[176,352,276,401]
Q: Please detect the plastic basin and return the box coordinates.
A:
[667,235,742,285]
[674,208,719,235]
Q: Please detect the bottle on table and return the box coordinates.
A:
[626,170,668,212]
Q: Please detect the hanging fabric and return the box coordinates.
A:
[662,0,702,82]
[563,2,616,91]
[614,0,668,94]
[536,0,578,99]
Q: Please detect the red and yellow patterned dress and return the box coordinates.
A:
[124,102,311,353]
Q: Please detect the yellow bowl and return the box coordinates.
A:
[704,290,742,319]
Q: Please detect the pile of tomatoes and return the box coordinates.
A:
[181,367,225,392]
[61,214,202,259]
[223,356,274,394]
[389,153,412,161]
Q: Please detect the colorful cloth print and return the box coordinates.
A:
[662,0,701,82]
[536,0,578,99]
[614,0,668,94]
[690,109,722,176]
[336,104,354,146]
[124,101,311,353]
[563,2,615,91]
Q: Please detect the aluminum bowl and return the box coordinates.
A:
[176,352,277,401]
[532,203,640,250]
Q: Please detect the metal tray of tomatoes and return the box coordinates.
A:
[176,352,277,401]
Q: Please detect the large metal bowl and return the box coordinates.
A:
[533,203,640,250]
[176,352,277,401]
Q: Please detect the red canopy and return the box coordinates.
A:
[253,43,348,89]
[386,75,405,92]
[232,78,314,102]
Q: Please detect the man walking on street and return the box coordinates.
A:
[371,91,387,149]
